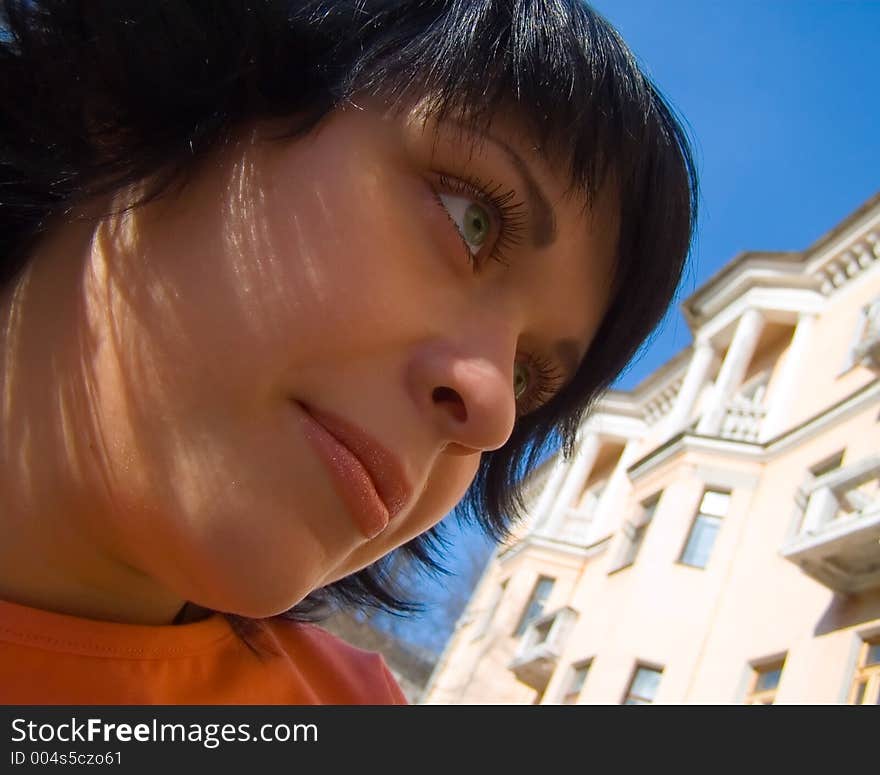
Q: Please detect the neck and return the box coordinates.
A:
[0,212,188,627]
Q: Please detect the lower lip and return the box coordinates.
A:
[295,404,390,540]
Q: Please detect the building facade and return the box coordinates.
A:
[422,192,880,705]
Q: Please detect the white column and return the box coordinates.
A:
[663,339,716,439]
[759,313,817,441]
[587,439,643,540]
[530,455,570,532]
[696,308,765,436]
[800,487,840,534]
[540,432,601,538]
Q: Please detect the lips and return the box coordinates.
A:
[296,401,412,538]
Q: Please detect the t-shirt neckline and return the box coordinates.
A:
[0,597,235,659]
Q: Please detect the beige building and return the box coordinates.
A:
[422,192,880,705]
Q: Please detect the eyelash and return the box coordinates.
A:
[432,173,566,417]
[516,353,566,418]
[435,173,527,268]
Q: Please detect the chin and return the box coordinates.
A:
[191,585,313,620]
[170,558,328,621]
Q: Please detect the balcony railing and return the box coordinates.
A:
[781,456,880,593]
[555,507,595,545]
[508,606,578,692]
[720,395,766,442]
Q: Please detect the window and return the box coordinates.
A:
[623,664,663,705]
[810,451,845,479]
[745,657,786,705]
[514,576,554,637]
[679,489,731,568]
[850,638,880,705]
[561,660,592,705]
[616,494,660,570]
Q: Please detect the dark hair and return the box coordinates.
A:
[0,1,697,629]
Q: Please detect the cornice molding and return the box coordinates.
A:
[681,192,880,336]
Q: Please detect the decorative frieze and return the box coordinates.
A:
[815,229,879,296]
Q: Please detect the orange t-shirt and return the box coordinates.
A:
[0,599,407,704]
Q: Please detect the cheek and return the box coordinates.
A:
[253,156,401,335]
[245,154,460,381]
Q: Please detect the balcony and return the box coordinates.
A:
[853,327,880,369]
[720,394,766,443]
[781,456,880,593]
[851,298,880,370]
[508,606,578,692]
[554,507,595,545]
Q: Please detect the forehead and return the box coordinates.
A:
[401,93,620,207]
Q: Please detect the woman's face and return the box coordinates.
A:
[33,99,619,618]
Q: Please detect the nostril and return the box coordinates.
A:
[432,386,468,423]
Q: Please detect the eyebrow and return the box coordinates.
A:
[446,121,558,249]
[483,134,558,249]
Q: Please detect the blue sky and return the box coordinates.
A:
[389,0,880,654]
[594,0,880,390]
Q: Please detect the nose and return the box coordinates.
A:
[406,337,518,453]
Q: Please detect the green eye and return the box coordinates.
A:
[513,361,530,401]
[436,192,494,257]
[462,203,490,249]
